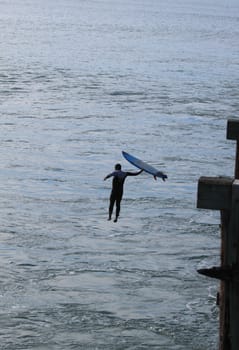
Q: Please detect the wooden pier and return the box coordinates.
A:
[197,119,239,350]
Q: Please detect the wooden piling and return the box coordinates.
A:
[197,119,239,350]
[227,119,239,179]
[219,209,230,350]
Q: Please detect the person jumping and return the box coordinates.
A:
[104,163,143,222]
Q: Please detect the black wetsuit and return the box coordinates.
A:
[106,170,142,221]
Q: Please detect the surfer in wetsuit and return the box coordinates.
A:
[104,163,143,222]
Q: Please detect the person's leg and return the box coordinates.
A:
[114,200,120,222]
[108,194,115,220]
[114,192,123,222]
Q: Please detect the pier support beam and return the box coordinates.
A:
[197,119,239,350]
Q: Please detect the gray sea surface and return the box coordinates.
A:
[0,0,238,349]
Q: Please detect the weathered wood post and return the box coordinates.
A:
[227,119,239,178]
[197,119,239,350]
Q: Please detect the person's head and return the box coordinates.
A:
[115,163,121,171]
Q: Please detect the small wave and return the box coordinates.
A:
[110,90,145,96]
[44,167,65,172]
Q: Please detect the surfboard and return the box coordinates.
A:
[122,151,167,181]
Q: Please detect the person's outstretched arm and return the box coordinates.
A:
[104,173,113,181]
[127,169,143,176]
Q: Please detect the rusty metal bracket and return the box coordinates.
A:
[198,265,239,282]
[198,266,232,281]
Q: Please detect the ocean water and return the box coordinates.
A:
[0,0,238,349]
